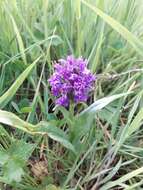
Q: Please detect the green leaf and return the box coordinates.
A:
[3,158,24,183]
[36,121,68,138]
[0,110,76,152]
[0,150,9,165]
[0,140,34,183]
[0,109,36,133]
[36,121,76,153]
[0,56,41,108]
[8,140,35,161]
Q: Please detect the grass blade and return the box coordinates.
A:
[81,0,143,56]
[100,166,143,190]
[80,92,131,116]
[0,57,41,108]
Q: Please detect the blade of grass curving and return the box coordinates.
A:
[76,0,81,55]
[88,0,105,72]
[100,158,122,185]
[81,0,143,56]
[43,0,49,39]
[83,158,136,184]
[100,166,143,190]
[124,107,143,140]
[79,92,131,116]
[60,22,73,54]
[2,35,61,67]
[91,20,105,73]
[0,56,41,108]
[115,106,143,151]
[26,61,46,123]
[124,180,143,190]
[5,5,27,65]
[127,90,143,125]
[0,65,5,93]
[0,110,35,134]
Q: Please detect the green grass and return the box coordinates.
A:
[0,0,143,189]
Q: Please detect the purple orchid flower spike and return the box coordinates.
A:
[48,55,95,107]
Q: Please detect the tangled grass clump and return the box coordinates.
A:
[1,0,143,189]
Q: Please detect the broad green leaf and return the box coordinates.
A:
[0,110,75,152]
[0,150,9,165]
[36,121,76,153]
[48,35,63,46]
[3,158,24,183]
[0,109,36,133]
[48,133,75,153]
[0,56,41,108]
[8,140,35,161]
[36,121,69,138]
[11,101,21,113]
[81,0,143,56]
[0,140,34,183]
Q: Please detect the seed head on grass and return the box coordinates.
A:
[49,55,95,107]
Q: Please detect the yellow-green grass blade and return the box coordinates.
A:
[5,6,27,65]
[115,106,143,151]
[100,166,143,190]
[125,107,143,140]
[0,56,41,108]
[81,0,143,56]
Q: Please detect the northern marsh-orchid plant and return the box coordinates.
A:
[49,55,95,146]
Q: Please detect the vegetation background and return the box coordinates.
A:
[0,0,143,189]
